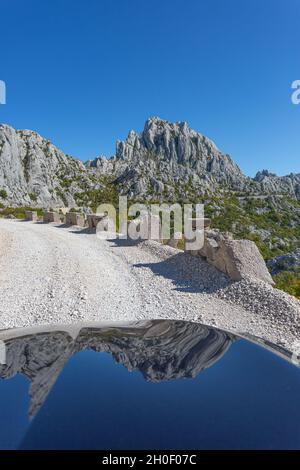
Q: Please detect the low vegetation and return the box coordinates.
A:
[274,271,300,299]
[0,206,44,219]
[74,177,119,211]
[0,189,8,199]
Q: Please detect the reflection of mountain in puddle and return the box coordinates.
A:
[0,321,233,418]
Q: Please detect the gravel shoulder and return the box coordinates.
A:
[0,218,299,351]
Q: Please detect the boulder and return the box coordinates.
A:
[199,231,274,285]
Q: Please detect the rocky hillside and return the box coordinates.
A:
[0,124,93,208]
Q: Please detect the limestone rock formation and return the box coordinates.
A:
[254,170,300,200]
[199,230,274,285]
[0,124,92,208]
[87,118,300,201]
[90,117,249,198]
[268,249,300,275]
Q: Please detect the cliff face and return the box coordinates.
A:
[0,124,91,208]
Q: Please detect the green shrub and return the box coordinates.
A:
[0,189,8,199]
[29,192,38,202]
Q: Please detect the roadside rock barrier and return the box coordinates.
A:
[87,213,106,230]
[65,212,86,227]
[167,224,274,285]
[25,210,38,222]
[43,212,60,223]
[199,230,274,285]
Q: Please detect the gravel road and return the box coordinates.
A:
[0,219,299,350]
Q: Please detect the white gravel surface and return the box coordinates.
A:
[0,219,299,350]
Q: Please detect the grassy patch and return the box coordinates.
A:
[0,206,44,219]
[274,270,300,299]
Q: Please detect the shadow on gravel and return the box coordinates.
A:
[55,223,70,229]
[108,238,144,247]
[68,227,95,235]
[133,252,232,294]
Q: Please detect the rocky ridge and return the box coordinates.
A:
[1,117,300,208]
[87,117,300,201]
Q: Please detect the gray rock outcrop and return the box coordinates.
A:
[268,249,300,275]
[254,170,300,200]
[87,118,300,201]
[0,124,92,208]
[90,117,249,198]
[199,230,274,285]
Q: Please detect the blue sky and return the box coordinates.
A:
[0,0,299,176]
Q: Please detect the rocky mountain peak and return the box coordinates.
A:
[116,116,224,165]
[106,117,247,198]
[254,169,277,181]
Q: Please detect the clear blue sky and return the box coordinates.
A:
[0,0,299,176]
